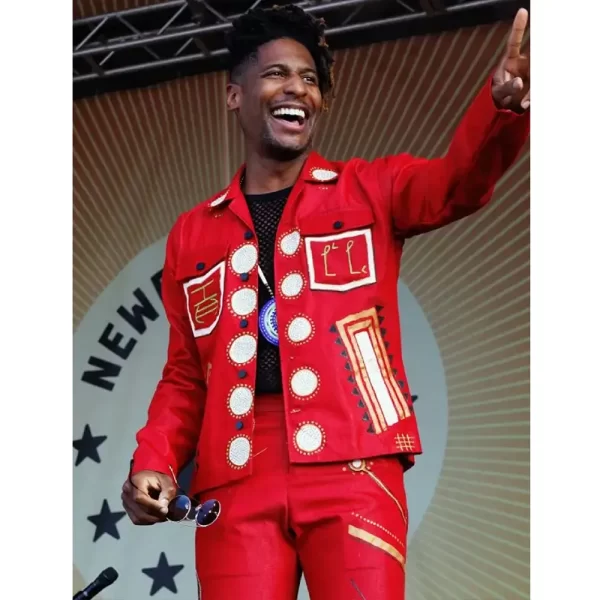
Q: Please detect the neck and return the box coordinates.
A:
[242,150,308,195]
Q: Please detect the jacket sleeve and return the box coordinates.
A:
[131,214,206,478]
[373,76,530,237]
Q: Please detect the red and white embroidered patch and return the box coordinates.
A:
[305,229,376,291]
[182,261,225,338]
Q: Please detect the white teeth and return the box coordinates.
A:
[272,107,306,120]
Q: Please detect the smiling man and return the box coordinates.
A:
[121,5,530,600]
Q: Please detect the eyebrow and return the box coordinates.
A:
[262,63,317,75]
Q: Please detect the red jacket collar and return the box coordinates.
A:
[208,151,339,210]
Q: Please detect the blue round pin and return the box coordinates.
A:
[258,298,279,346]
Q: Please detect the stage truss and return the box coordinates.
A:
[73,0,525,98]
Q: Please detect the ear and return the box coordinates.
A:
[226,82,241,112]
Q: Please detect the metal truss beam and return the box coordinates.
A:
[73,0,526,99]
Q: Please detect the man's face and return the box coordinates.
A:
[227,38,323,161]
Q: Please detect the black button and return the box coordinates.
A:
[241,273,249,282]
[196,262,205,271]
[333,221,343,230]
[244,231,254,240]
[235,421,244,430]
[240,319,248,328]
[238,369,247,379]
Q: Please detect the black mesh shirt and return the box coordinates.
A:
[245,186,292,395]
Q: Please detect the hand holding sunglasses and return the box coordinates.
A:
[122,460,177,525]
[122,460,220,528]
[164,464,221,528]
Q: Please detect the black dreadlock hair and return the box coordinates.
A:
[225,4,335,102]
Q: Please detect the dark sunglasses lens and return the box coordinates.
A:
[168,495,193,521]
[195,499,220,527]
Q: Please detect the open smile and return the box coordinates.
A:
[269,105,309,134]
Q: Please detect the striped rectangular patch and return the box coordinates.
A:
[336,308,410,433]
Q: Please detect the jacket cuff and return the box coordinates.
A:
[131,446,176,482]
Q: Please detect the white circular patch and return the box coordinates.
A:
[280,272,305,298]
[287,316,313,343]
[350,459,364,470]
[290,368,319,397]
[210,192,227,207]
[295,423,324,453]
[228,436,251,467]
[311,168,337,182]
[228,334,257,365]
[228,385,253,416]
[230,244,258,274]
[230,288,257,316]
[279,231,301,256]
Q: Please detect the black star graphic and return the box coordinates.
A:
[87,499,126,542]
[142,552,184,596]
[73,424,107,466]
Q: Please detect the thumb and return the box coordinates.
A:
[157,475,177,507]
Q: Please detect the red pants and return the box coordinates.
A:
[195,395,408,599]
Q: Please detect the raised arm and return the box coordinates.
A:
[374,9,530,237]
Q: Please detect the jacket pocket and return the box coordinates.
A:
[298,207,377,292]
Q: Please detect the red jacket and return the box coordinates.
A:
[132,80,529,494]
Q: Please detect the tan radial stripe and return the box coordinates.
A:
[426,508,529,557]
[409,201,529,301]
[340,43,388,157]
[437,310,529,348]
[352,38,414,160]
[380,34,444,158]
[409,535,522,600]
[443,329,529,361]
[316,49,351,154]
[417,200,530,301]
[377,36,432,158]
[433,492,529,524]
[451,394,530,413]
[417,530,529,598]
[446,353,528,382]
[435,295,529,340]
[414,27,500,157]
[419,525,530,585]
[328,43,377,159]
[77,101,150,247]
[449,406,529,425]
[445,338,529,371]
[402,154,529,282]
[323,47,365,158]
[432,274,529,332]
[434,484,529,516]
[414,216,529,307]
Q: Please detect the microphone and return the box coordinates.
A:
[73,567,119,600]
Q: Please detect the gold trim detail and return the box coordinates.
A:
[352,512,405,548]
[348,525,405,570]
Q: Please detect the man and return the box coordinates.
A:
[121,5,530,599]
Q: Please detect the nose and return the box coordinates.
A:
[283,72,308,97]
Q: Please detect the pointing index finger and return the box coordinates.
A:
[506,8,528,59]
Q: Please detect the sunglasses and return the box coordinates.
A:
[167,494,221,527]
[128,460,221,528]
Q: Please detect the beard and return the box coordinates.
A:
[259,123,313,162]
